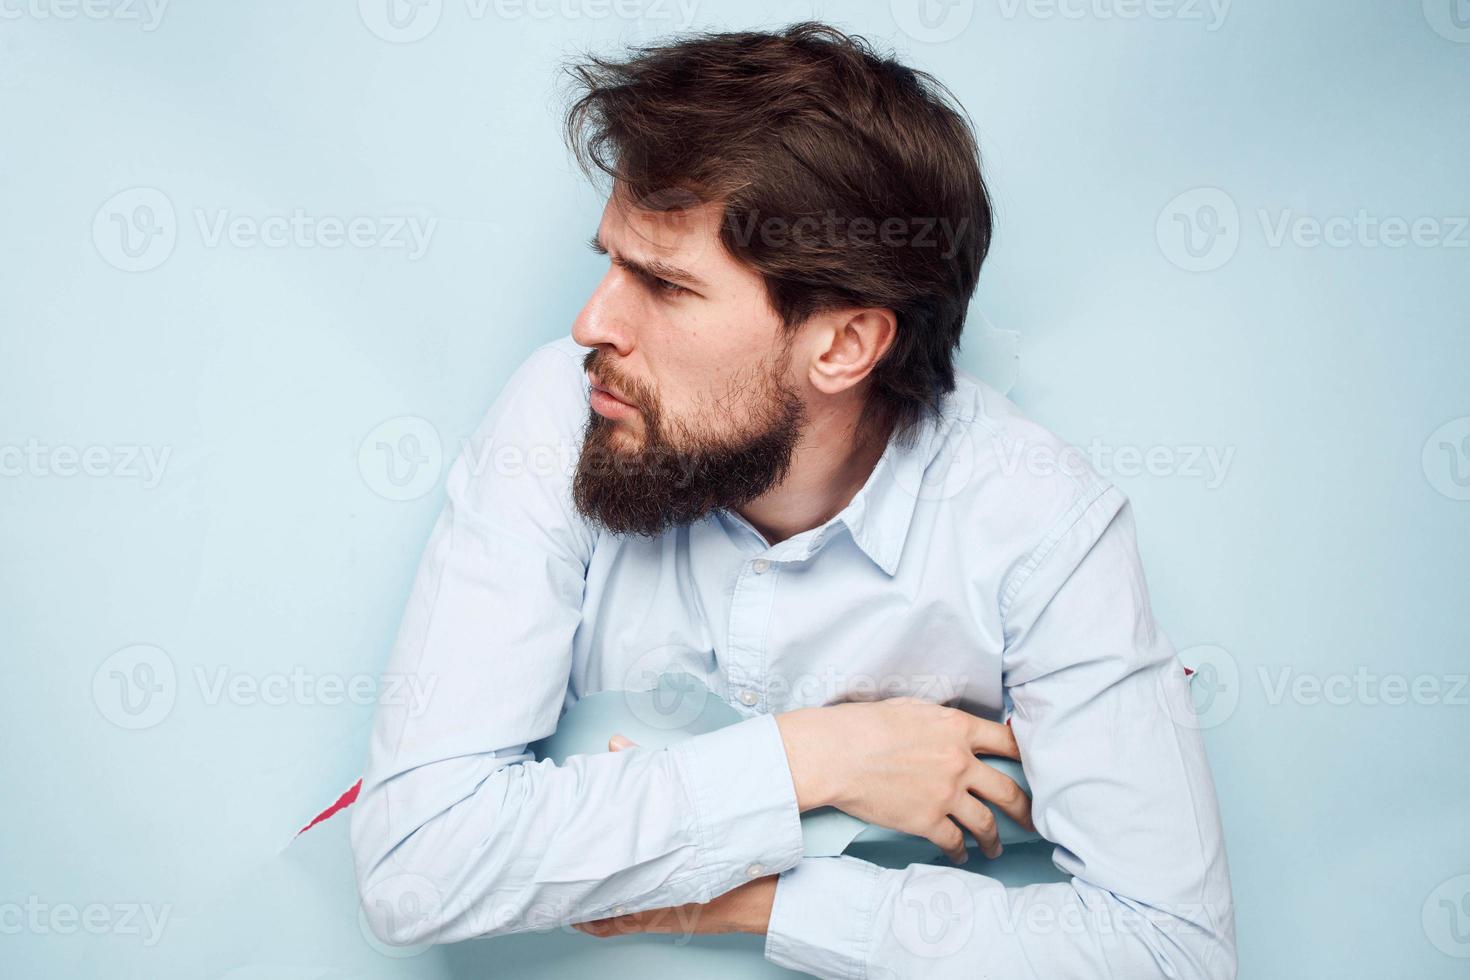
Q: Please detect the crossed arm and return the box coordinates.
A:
[349,347,1235,977]
[573,695,1034,937]
[576,532,1237,979]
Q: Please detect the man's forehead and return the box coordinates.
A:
[599,190,724,257]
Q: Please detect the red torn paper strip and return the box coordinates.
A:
[296,778,362,837]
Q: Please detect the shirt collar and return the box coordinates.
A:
[835,408,944,576]
[722,406,945,576]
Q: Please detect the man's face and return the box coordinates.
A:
[570,190,808,537]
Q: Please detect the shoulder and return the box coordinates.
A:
[469,334,590,443]
[941,368,1119,525]
[445,335,595,552]
[507,333,590,406]
[936,370,1129,599]
[533,334,592,373]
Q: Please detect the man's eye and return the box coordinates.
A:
[651,276,689,296]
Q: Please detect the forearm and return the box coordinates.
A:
[765,855,1234,980]
[350,711,806,945]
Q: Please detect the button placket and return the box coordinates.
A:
[724,554,778,713]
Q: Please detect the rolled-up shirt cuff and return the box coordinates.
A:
[764,855,884,979]
[667,712,806,901]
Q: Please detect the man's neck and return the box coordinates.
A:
[735,399,895,547]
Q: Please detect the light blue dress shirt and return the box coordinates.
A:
[350,334,1236,978]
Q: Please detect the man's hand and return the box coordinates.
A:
[775,696,1034,864]
[573,734,776,939]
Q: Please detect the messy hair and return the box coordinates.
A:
[565,22,993,447]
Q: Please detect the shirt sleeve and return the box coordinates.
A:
[763,484,1236,979]
[349,341,806,947]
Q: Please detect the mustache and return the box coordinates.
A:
[583,351,648,408]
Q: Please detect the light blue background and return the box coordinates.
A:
[2,1,1467,977]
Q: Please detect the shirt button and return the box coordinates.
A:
[612,905,625,916]
[738,688,759,706]
[751,558,770,574]
[746,863,765,878]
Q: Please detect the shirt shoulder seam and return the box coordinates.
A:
[998,481,1121,623]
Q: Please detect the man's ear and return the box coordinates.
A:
[805,307,898,397]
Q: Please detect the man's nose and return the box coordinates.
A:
[572,272,634,354]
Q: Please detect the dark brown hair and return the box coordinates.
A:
[565,22,993,447]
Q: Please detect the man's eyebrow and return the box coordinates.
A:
[587,232,706,289]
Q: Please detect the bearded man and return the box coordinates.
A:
[351,22,1235,980]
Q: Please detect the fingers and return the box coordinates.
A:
[950,791,1001,859]
[964,715,1021,760]
[608,734,636,751]
[966,759,1036,833]
[925,816,969,865]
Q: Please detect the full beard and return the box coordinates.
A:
[571,367,806,538]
